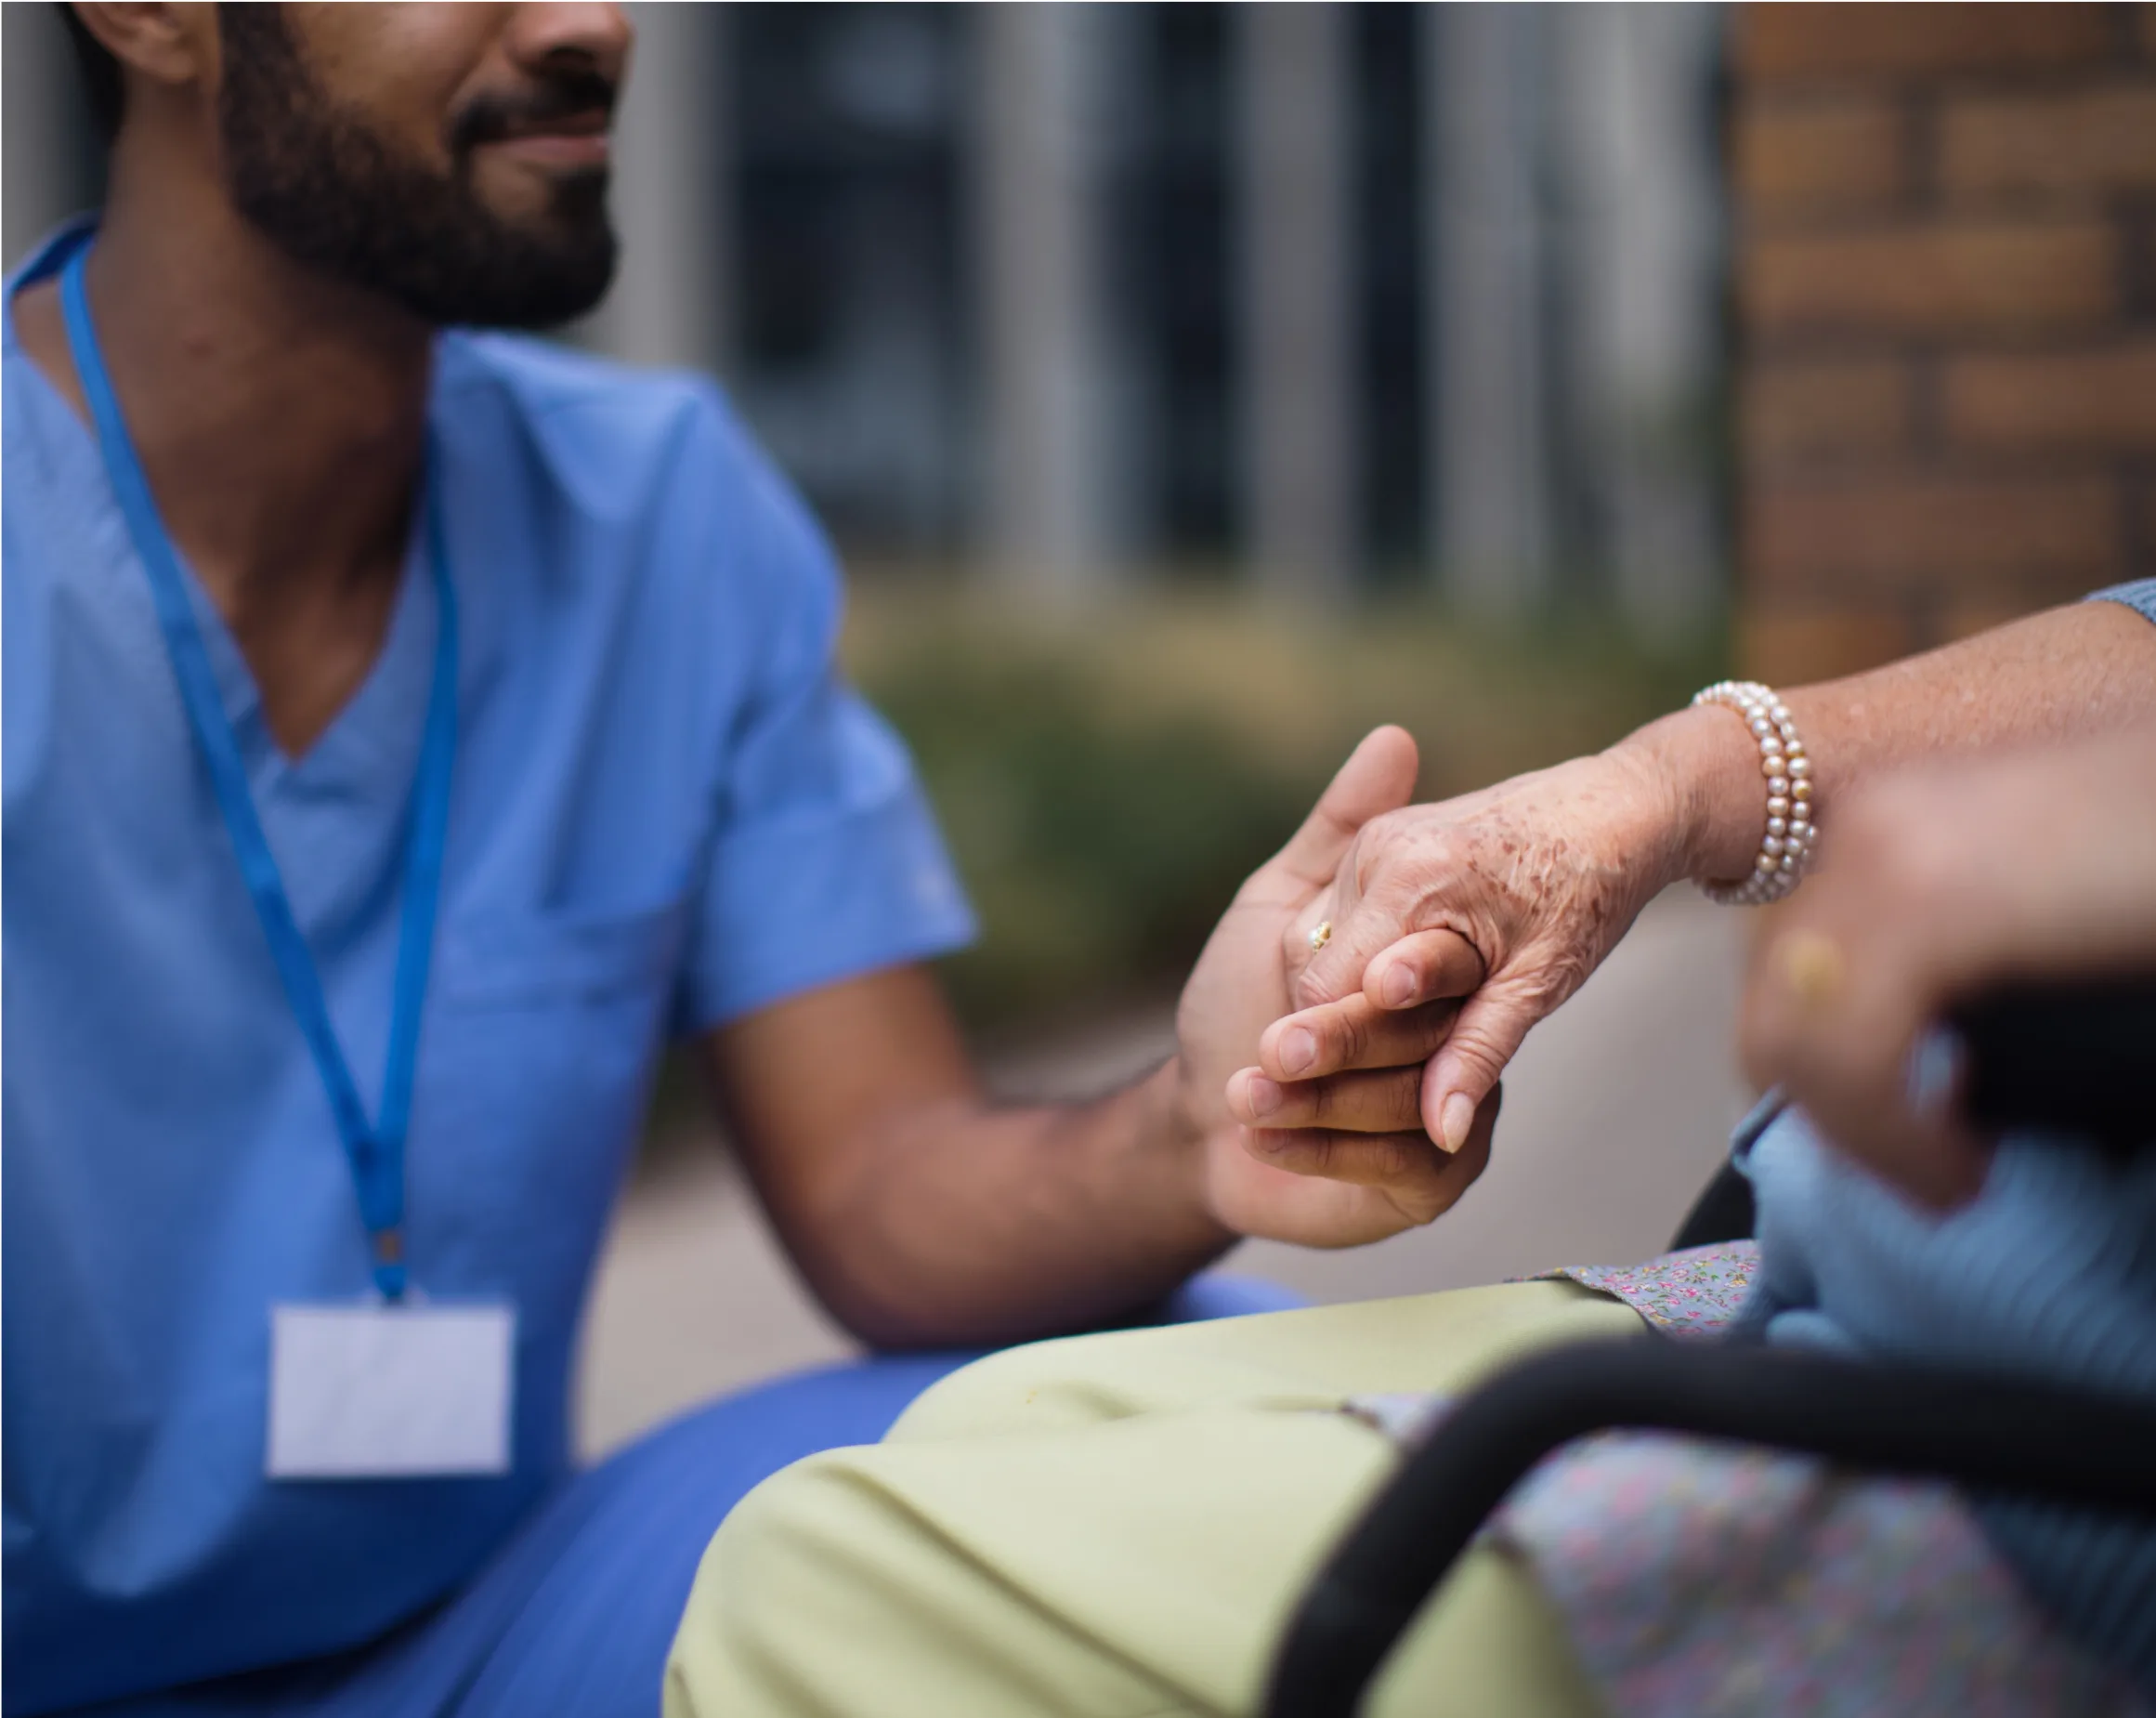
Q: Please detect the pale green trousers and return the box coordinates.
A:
[666,1281,1642,1717]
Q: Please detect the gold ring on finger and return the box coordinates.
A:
[1774,927,1846,1011]
[1308,920,1332,952]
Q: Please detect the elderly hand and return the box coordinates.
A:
[1172,728,1497,1246]
[1739,726,2156,1210]
[1216,597,2156,1213]
[1248,740,1698,1155]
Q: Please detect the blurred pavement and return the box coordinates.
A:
[574,885,1749,1458]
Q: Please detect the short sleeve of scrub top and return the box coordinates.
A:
[660,400,976,1029]
[2,223,973,1713]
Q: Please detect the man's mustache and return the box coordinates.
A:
[451,71,618,154]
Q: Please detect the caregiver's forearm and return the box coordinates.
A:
[777,1067,1233,1351]
[1618,598,2156,891]
[708,965,1232,1351]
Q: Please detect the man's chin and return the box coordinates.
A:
[443,194,618,328]
[477,243,618,330]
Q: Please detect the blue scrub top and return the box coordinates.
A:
[2,224,975,1713]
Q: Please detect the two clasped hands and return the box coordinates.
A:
[1173,690,2156,1240]
[1170,718,1685,1256]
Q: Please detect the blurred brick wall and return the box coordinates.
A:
[1733,3,2156,683]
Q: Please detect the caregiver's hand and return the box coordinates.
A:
[1172,728,1495,1246]
[1265,743,1698,1153]
[1739,725,2156,1211]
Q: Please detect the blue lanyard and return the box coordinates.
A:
[59,245,455,1302]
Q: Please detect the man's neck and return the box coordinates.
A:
[14,147,438,753]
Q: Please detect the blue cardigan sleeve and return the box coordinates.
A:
[2089,579,2156,624]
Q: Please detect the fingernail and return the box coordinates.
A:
[1381,964,1417,1009]
[1904,1026,1967,1122]
[1278,1028,1316,1077]
[1246,1075,1284,1118]
[1439,1093,1475,1154]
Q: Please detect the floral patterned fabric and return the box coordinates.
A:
[1336,1244,2151,1714]
[1522,1239,1758,1338]
[1494,1430,2149,1717]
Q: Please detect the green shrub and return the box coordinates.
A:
[869,652,1317,1030]
[848,585,1726,1038]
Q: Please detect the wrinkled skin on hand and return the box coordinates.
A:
[1171,728,1499,1246]
[1278,748,1688,1150]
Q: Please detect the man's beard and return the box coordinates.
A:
[216,7,618,330]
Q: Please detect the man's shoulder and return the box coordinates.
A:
[432,333,837,611]
[432,331,790,515]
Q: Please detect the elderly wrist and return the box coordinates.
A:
[1610,706,1767,892]
[1687,683,1820,904]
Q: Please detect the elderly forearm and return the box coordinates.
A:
[1617,599,2156,892]
[1274,597,2156,1144]
[778,1066,1235,1351]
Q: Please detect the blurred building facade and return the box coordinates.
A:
[1733,2,2156,682]
[6,3,1730,630]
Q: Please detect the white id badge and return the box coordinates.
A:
[267,1301,515,1479]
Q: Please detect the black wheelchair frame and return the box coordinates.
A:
[1262,977,2156,1718]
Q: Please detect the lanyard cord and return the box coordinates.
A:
[59,242,456,1301]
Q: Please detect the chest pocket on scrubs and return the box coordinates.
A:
[420,896,688,1317]
[440,897,688,1009]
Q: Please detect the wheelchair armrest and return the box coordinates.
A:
[1666,1158,1755,1250]
[1263,1338,2156,1718]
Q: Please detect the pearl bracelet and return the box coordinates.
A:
[1690,679,1816,906]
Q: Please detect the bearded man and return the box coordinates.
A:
[2,7,1472,1714]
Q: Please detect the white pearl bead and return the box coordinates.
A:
[1692,680,1816,907]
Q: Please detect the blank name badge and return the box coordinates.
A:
[268,1301,516,1479]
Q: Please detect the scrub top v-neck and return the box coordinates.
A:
[2,221,974,1715]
